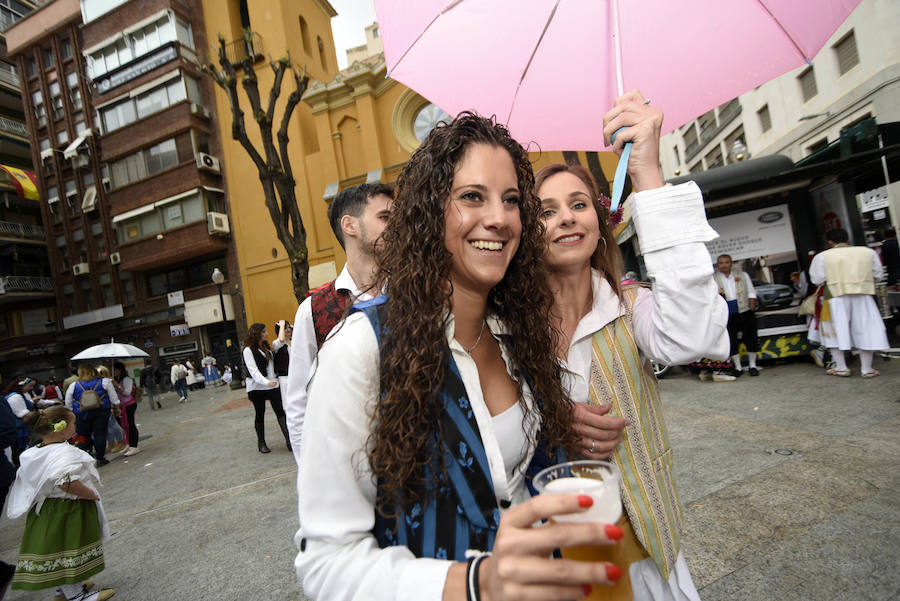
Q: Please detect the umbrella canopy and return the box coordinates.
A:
[70,341,149,361]
[375,0,862,150]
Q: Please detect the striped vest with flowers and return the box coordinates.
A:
[353,297,566,561]
[588,287,682,579]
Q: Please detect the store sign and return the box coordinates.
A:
[858,186,889,212]
[170,323,190,337]
[706,204,795,261]
[95,45,178,94]
[167,290,184,306]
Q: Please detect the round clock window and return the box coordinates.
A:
[413,104,450,142]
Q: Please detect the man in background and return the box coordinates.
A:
[714,254,761,376]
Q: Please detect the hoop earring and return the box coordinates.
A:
[598,235,607,253]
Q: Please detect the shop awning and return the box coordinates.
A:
[0,164,38,200]
[63,129,92,159]
[112,203,156,223]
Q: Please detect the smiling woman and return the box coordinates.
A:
[295,113,637,601]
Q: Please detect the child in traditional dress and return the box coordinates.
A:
[5,406,115,601]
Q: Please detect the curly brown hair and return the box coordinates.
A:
[369,112,579,513]
[534,163,624,299]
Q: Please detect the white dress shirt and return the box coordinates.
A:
[293,182,728,601]
[284,265,377,459]
[6,392,32,418]
[242,346,278,392]
[716,270,757,302]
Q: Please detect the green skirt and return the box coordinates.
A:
[12,498,105,591]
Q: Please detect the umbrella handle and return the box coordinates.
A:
[610,127,632,213]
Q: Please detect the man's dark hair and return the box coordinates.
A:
[826,228,850,244]
[716,254,732,262]
[327,183,393,249]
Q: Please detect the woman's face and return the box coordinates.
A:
[23,381,35,394]
[537,171,601,272]
[443,143,522,296]
[260,328,269,342]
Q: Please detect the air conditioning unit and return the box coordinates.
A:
[190,103,211,119]
[73,262,90,276]
[102,177,111,192]
[110,252,121,265]
[72,154,90,169]
[196,152,221,174]
[207,211,230,235]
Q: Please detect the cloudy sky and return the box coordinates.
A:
[329,0,378,69]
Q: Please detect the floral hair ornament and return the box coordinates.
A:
[18,377,33,386]
[53,420,68,433]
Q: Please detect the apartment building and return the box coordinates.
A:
[661,0,900,179]
[6,0,244,375]
[0,0,63,380]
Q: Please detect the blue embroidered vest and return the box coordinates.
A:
[353,297,565,561]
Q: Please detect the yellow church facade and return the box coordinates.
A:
[203,0,620,330]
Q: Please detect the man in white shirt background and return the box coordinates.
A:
[714,254,760,376]
[284,182,392,462]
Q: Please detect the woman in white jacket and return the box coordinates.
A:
[533,91,729,601]
[241,323,290,454]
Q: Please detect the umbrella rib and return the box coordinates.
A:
[755,0,814,64]
[505,0,561,125]
[386,0,467,76]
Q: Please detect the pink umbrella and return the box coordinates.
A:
[375,0,862,207]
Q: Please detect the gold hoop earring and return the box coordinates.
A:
[598,236,607,253]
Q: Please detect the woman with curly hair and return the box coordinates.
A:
[296,113,629,600]
[535,91,728,600]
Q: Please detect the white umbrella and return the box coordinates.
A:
[70,340,149,361]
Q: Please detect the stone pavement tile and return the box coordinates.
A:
[696,490,900,601]
[680,448,884,588]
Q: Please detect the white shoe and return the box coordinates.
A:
[122,446,140,457]
[179,397,186,403]
[712,371,736,382]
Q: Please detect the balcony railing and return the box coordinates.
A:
[0,221,45,240]
[224,32,265,66]
[0,275,54,294]
[0,69,20,89]
[0,116,28,137]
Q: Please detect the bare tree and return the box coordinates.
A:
[204,32,311,303]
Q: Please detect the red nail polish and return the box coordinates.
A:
[582,584,593,596]
[577,494,594,508]
[606,564,622,581]
[605,524,625,540]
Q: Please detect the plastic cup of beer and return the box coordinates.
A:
[533,460,631,601]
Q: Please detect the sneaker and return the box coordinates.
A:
[179,397,186,404]
[122,446,141,457]
[811,348,825,368]
[712,371,736,382]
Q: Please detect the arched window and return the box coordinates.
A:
[299,16,311,55]
[317,36,327,71]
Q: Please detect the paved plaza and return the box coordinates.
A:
[2,357,898,600]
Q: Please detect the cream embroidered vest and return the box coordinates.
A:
[714,270,750,313]
[823,245,875,297]
[588,287,681,579]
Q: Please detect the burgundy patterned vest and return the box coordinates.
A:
[308,280,351,349]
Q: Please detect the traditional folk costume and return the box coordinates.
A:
[283,265,375,459]
[294,182,729,601]
[713,267,759,373]
[6,442,109,591]
[809,244,888,376]
[201,355,222,387]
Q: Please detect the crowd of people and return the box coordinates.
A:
[2,88,895,601]
[1,352,232,599]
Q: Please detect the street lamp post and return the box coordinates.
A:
[212,268,241,388]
